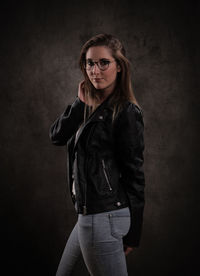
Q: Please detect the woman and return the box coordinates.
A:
[49,33,145,276]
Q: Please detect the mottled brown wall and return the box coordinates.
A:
[1,0,199,275]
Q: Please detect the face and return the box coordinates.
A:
[85,46,121,94]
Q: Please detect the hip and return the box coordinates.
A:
[77,207,131,242]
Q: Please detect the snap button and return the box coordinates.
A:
[99,115,103,120]
[116,201,121,207]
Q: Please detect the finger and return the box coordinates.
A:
[125,247,134,256]
[80,80,85,86]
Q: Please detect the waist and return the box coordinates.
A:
[75,198,129,216]
[78,206,130,218]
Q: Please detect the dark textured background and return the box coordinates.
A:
[1,0,199,275]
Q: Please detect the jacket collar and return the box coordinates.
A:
[86,91,114,121]
[74,93,114,149]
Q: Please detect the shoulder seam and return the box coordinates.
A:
[125,102,143,116]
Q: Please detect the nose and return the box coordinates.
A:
[91,63,100,74]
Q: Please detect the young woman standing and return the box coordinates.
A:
[49,33,145,276]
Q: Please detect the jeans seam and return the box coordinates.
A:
[92,214,94,248]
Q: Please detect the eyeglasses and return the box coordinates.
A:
[84,59,116,71]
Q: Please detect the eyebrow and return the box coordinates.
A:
[86,58,110,61]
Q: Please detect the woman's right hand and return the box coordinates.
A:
[78,80,86,103]
[78,80,93,106]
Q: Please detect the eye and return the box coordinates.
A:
[99,59,110,66]
[87,60,94,66]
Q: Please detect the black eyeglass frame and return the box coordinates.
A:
[84,59,116,71]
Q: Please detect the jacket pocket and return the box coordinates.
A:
[101,159,113,191]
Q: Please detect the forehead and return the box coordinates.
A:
[86,46,113,60]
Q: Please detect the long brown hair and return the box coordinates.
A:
[79,33,141,123]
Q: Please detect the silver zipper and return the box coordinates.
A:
[101,159,113,191]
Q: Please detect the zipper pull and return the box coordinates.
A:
[83,205,87,215]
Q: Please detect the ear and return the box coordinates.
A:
[117,64,121,72]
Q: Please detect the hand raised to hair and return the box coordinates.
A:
[78,80,86,103]
[78,80,93,106]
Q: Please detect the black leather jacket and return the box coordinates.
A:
[49,93,145,247]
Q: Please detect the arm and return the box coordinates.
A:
[49,97,85,146]
[114,102,145,247]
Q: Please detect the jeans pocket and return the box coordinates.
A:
[108,208,131,240]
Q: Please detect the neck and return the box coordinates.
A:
[97,84,115,104]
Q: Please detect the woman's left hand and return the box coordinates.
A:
[124,244,134,256]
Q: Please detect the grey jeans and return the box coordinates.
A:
[56,206,131,276]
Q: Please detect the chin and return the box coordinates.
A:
[92,83,105,90]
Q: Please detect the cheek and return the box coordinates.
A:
[106,69,117,81]
[86,73,93,83]
[86,71,90,79]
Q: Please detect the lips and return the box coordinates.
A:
[93,78,103,82]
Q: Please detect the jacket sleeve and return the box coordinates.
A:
[49,97,85,146]
[113,102,145,247]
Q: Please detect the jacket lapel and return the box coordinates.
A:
[73,94,113,150]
